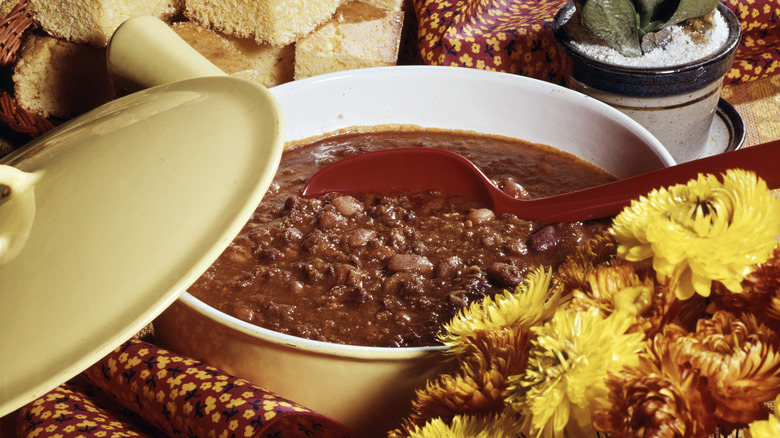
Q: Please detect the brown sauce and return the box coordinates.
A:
[187,129,616,347]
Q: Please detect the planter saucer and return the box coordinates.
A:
[699,98,745,158]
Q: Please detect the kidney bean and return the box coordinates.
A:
[527,223,565,252]
[487,262,525,288]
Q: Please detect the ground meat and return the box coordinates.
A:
[188,129,615,347]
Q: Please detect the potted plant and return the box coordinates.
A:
[552,0,741,163]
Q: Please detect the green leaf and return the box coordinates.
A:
[579,0,643,57]
[648,0,719,31]
[633,0,667,22]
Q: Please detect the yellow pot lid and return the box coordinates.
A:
[0,75,284,416]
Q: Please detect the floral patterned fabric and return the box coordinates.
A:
[411,0,568,83]
[411,0,780,86]
[724,0,780,84]
[16,340,352,438]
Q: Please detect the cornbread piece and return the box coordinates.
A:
[363,0,405,12]
[183,0,344,47]
[28,0,180,47]
[172,21,293,87]
[294,2,404,80]
[13,33,116,119]
[226,35,295,87]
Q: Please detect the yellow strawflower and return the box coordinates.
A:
[406,413,522,438]
[439,267,562,353]
[610,170,780,300]
[506,307,645,438]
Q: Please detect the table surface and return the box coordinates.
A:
[723,75,780,148]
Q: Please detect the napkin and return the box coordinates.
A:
[410,0,780,86]
[16,339,352,438]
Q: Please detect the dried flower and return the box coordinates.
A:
[405,413,523,438]
[439,267,562,353]
[747,395,780,438]
[395,170,780,437]
[506,308,645,437]
[407,327,529,424]
[610,170,780,300]
[674,311,780,426]
[594,329,717,437]
[721,245,780,330]
[566,261,646,315]
[566,259,678,338]
[557,232,619,293]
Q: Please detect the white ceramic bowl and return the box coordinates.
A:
[153,65,674,437]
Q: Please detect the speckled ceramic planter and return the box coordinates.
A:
[553,2,741,163]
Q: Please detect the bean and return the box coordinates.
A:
[467,208,495,225]
[435,256,462,279]
[527,224,565,252]
[346,228,374,247]
[388,254,433,275]
[318,210,346,229]
[501,179,530,199]
[487,262,524,288]
[332,196,363,216]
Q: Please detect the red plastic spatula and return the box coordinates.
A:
[302,139,780,223]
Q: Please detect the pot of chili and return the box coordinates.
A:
[152,65,674,437]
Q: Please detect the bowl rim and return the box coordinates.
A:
[177,292,449,358]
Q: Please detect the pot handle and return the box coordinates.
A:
[107,15,227,92]
[0,165,41,264]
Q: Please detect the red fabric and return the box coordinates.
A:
[411,0,780,86]
[412,0,568,83]
[723,0,780,84]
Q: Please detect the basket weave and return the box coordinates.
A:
[0,0,55,142]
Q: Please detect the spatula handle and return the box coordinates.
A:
[107,16,226,91]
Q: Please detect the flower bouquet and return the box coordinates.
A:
[390,169,780,437]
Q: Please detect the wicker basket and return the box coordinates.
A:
[0,0,55,153]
